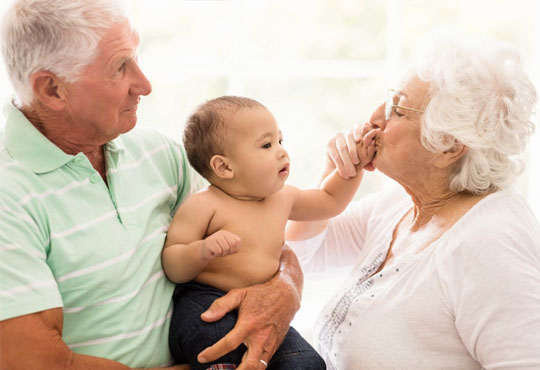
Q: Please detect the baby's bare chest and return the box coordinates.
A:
[207,197,292,249]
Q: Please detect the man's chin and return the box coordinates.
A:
[120,115,138,133]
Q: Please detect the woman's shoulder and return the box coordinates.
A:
[438,188,540,270]
[458,187,540,244]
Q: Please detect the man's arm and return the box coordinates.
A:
[0,308,188,370]
[195,245,303,370]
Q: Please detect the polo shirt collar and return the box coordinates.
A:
[3,100,126,174]
[3,100,73,174]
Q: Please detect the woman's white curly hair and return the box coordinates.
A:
[1,0,127,107]
[413,33,537,194]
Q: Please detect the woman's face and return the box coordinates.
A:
[369,75,434,184]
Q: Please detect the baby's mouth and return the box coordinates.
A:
[279,163,290,174]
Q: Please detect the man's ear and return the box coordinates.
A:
[30,71,67,111]
[434,141,468,169]
[209,154,234,179]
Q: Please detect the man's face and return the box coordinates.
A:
[62,20,152,145]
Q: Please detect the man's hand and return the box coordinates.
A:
[196,246,303,370]
[201,230,241,261]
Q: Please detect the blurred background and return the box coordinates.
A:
[1,0,539,344]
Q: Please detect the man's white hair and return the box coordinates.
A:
[0,0,127,107]
[413,32,537,194]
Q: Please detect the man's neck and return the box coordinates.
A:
[21,104,108,181]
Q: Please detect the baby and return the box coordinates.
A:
[162,96,375,370]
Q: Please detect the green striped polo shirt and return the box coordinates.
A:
[0,101,203,367]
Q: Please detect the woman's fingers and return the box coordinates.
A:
[328,123,379,179]
[328,133,355,179]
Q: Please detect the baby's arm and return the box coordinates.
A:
[288,127,378,221]
[162,193,240,284]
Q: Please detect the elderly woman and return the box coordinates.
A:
[286,35,540,369]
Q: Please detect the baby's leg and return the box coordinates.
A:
[169,282,246,370]
[267,326,326,370]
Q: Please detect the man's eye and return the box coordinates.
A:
[118,62,126,72]
[262,143,271,149]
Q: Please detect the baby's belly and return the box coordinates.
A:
[194,250,280,292]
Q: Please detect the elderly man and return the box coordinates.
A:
[0,1,302,369]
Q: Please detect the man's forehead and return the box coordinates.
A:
[98,20,140,49]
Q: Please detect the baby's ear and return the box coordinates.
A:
[209,155,234,179]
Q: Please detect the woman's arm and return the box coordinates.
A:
[195,245,303,370]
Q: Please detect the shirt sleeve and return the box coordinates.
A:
[170,140,206,213]
[287,190,381,273]
[439,196,540,369]
[0,190,63,321]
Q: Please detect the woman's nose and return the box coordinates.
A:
[368,102,386,130]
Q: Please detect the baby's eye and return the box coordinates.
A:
[278,138,284,145]
[262,143,272,149]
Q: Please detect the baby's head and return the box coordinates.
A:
[183,96,290,198]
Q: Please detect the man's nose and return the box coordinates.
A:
[130,63,152,97]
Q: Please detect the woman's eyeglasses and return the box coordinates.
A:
[385,89,425,120]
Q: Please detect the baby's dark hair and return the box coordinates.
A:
[183,96,266,179]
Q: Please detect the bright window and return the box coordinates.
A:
[1,0,539,344]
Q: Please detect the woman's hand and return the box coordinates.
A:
[325,122,379,179]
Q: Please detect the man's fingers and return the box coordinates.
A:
[201,289,244,322]
[235,338,265,370]
[197,327,247,364]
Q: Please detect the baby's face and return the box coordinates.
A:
[225,107,290,197]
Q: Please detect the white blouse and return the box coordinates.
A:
[289,185,540,370]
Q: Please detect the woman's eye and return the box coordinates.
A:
[395,110,404,117]
[118,62,126,72]
[262,143,271,149]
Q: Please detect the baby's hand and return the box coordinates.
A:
[201,230,241,261]
[327,122,380,179]
[356,125,379,171]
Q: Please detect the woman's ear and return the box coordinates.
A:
[434,142,468,169]
[210,155,234,179]
[30,71,67,111]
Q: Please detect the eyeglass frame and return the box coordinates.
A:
[385,89,425,120]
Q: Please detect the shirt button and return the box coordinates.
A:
[90,174,100,183]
